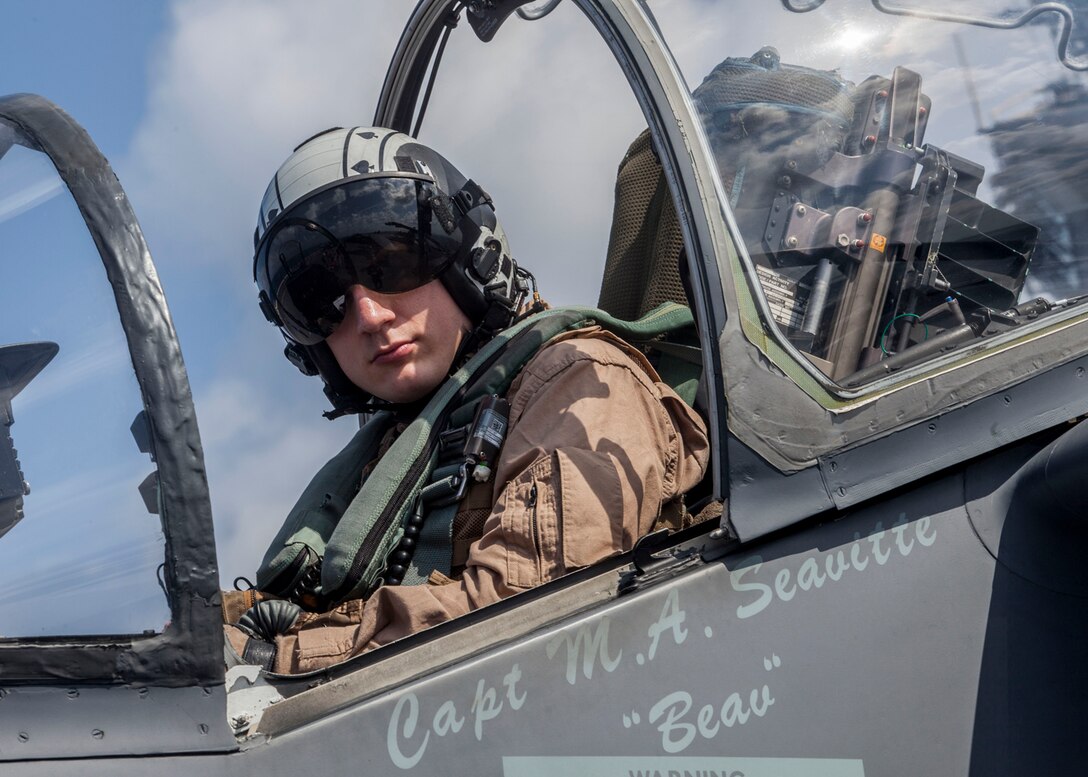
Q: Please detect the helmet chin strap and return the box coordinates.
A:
[449,320,488,378]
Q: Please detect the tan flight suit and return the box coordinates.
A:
[226,326,710,673]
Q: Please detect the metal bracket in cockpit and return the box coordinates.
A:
[466,0,560,42]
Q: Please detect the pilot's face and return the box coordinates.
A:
[325,280,471,404]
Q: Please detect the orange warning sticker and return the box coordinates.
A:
[870,233,887,252]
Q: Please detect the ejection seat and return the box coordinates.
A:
[599,129,690,320]
[598,127,704,406]
[598,129,715,527]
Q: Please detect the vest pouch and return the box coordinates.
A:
[256,511,337,602]
[255,411,395,602]
[321,406,450,602]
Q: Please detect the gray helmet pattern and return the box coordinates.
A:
[253,127,531,416]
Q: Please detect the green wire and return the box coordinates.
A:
[880,313,929,356]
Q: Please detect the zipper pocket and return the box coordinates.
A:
[528,483,540,553]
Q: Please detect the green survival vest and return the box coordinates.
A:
[254,302,699,609]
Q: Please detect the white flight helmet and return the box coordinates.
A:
[253,127,531,416]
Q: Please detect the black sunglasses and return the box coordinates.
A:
[255,177,464,345]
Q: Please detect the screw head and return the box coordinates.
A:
[786,236,799,248]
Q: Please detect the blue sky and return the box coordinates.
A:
[1,2,166,156]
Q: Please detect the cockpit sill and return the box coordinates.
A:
[235,520,729,740]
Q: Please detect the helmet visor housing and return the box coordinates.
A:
[254,175,464,345]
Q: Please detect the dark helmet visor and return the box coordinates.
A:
[254,176,463,345]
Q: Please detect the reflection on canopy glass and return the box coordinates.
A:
[653,0,1088,385]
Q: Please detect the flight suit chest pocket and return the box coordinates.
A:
[557,447,624,571]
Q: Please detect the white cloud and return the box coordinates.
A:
[119,0,407,316]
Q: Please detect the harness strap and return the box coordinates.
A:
[405,479,461,585]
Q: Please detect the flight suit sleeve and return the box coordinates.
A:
[228,330,709,673]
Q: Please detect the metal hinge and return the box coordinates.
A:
[618,529,703,595]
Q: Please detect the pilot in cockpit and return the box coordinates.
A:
[223,127,709,672]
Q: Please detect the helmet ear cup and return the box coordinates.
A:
[283,342,372,417]
[469,240,502,283]
[438,261,489,324]
[307,342,373,418]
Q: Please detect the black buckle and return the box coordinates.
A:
[422,462,472,509]
[438,424,469,459]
